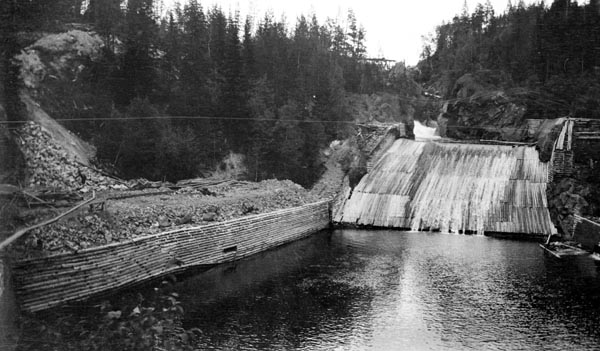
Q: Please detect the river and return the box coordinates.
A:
[173,229,600,350]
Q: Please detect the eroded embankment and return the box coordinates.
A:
[337,138,556,236]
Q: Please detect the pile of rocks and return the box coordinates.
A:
[11,120,325,259]
[108,179,315,231]
[12,179,318,259]
[547,177,590,236]
[17,121,126,192]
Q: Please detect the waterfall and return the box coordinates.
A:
[339,139,556,235]
[413,121,441,141]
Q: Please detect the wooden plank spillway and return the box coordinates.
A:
[338,139,556,235]
[12,201,330,312]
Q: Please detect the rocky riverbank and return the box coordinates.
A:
[9,179,319,260]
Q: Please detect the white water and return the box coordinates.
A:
[340,139,555,235]
[413,121,440,141]
[409,145,516,234]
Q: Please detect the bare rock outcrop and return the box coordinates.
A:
[14,30,104,90]
[439,72,530,142]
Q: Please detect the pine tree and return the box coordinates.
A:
[176,0,211,115]
[242,16,256,80]
[222,12,249,149]
[85,0,122,51]
[119,0,157,105]
[208,7,227,76]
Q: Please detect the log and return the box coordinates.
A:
[12,200,330,312]
[21,190,55,207]
[74,160,129,185]
[0,191,96,252]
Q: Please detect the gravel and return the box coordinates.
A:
[17,121,126,191]
[12,179,320,260]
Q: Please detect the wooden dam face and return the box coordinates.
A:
[338,138,556,235]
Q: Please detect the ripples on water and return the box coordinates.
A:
[173,230,600,350]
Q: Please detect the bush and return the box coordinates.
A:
[94,98,204,182]
[18,280,201,351]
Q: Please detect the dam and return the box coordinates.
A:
[336,137,556,236]
[4,123,560,316]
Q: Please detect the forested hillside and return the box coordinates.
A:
[415,0,600,219]
[1,0,403,186]
[418,0,600,120]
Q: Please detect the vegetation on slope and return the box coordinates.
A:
[418,0,600,120]
[1,0,410,188]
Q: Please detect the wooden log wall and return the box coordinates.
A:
[548,118,600,181]
[549,119,575,180]
[367,129,401,172]
[332,124,405,221]
[359,124,406,172]
[338,138,556,236]
[11,201,330,313]
[572,119,600,167]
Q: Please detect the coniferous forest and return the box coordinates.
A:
[1,0,392,186]
[418,0,600,119]
[1,0,599,185]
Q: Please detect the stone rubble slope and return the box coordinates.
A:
[21,93,96,166]
[16,121,123,191]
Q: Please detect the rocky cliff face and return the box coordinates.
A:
[441,92,529,141]
[15,30,104,91]
[346,93,407,124]
[5,30,117,192]
[437,71,532,142]
[345,65,425,128]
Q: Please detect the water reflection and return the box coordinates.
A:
[174,230,600,350]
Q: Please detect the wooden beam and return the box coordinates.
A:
[0,192,96,252]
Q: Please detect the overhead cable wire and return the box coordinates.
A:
[0,115,572,132]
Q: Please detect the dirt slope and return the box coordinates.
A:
[21,93,95,165]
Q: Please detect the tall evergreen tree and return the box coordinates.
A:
[208,7,227,76]
[221,12,249,149]
[118,0,157,105]
[85,0,122,51]
[242,16,256,80]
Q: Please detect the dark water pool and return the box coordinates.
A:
[174,230,600,350]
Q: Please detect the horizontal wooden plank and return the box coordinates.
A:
[12,201,331,312]
[339,139,556,235]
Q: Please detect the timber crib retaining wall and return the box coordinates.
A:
[549,119,574,181]
[11,201,330,312]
